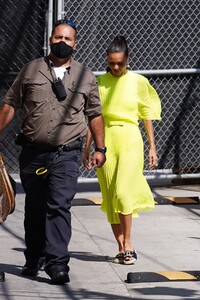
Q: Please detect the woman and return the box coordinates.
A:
[83,35,161,265]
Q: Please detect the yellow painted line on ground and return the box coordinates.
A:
[157,271,197,280]
[87,197,102,204]
[165,196,199,204]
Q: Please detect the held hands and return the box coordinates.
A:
[82,148,106,170]
[149,148,158,169]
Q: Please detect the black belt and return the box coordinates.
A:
[24,138,83,152]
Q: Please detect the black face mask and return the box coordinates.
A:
[50,41,73,59]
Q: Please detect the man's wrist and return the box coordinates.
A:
[95,147,107,154]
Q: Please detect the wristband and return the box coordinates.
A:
[95,147,107,154]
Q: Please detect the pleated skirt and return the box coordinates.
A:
[96,123,155,224]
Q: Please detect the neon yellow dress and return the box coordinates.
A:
[97,71,161,224]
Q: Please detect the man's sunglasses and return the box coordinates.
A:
[53,18,77,31]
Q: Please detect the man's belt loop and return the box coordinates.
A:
[62,138,83,152]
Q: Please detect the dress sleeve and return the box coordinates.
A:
[137,76,161,121]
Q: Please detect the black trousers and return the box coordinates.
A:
[19,145,81,270]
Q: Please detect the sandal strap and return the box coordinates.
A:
[125,251,133,256]
[124,250,137,259]
[115,252,124,258]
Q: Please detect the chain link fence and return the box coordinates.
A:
[67,0,200,178]
[0,0,48,172]
[67,0,200,70]
[0,0,199,180]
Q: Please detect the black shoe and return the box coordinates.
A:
[45,264,70,284]
[21,257,45,276]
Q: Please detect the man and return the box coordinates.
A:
[0,18,106,284]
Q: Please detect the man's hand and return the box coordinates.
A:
[92,151,106,168]
[82,149,106,170]
[82,148,92,170]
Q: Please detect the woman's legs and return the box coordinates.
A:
[111,213,133,252]
[119,213,133,251]
[111,223,124,253]
[111,213,137,264]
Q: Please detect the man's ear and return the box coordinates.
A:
[49,37,52,45]
[73,40,78,50]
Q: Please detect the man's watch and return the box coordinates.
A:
[95,147,107,154]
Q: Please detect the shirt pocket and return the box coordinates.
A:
[65,86,86,111]
[24,80,48,103]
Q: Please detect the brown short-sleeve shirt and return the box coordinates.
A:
[4,57,102,146]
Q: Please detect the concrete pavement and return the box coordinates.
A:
[0,177,200,299]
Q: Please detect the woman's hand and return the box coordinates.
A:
[149,148,158,169]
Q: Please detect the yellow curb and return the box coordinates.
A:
[87,197,102,204]
[165,196,199,204]
[157,271,197,280]
[127,270,200,283]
